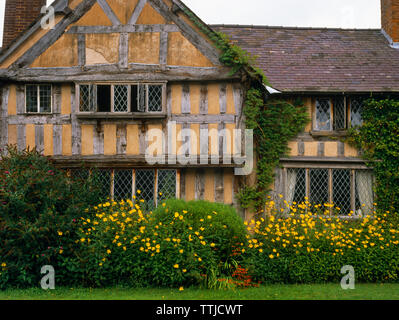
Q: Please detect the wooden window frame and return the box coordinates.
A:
[69,168,180,206]
[76,82,167,115]
[283,166,374,216]
[25,84,53,114]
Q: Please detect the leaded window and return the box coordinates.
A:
[67,168,178,210]
[333,97,346,130]
[25,84,52,113]
[78,83,164,113]
[285,167,374,216]
[314,96,365,131]
[350,97,364,127]
[315,98,331,131]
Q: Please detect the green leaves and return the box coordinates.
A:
[348,98,399,213]
[239,93,310,211]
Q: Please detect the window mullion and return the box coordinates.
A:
[37,85,41,113]
[154,169,158,208]
[351,169,356,215]
[111,170,115,200]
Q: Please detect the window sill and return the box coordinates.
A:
[310,130,348,137]
[76,112,167,120]
[23,112,53,116]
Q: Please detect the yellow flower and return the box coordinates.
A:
[107,249,111,254]
[1,263,6,267]
[57,231,63,236]
[269,254,274,259]
[59,250,63,254]
[137,190,141,194]
[210,243,216,247]
[179,287,184,291]
[182,269,187,273]
[174,264,179,269]
[80,238,85,242]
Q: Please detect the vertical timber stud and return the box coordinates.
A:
[0,86,10,150]
[16,85,25,114]
[78,34,86,66]
[219,83,227,114]
[199,84,208,115]
[53,124,62,155]
[159,31,168,67]
[119,33,128,69]
[181,84,190,114]
[93,124,104,155]
[195,169,205,200]
[318,142,325,157]
[214,168,224,203]
[17,125,26,151]
[71,85,81,155]
[53,85,62,114]
[35,125,44,154]
[116,124,127,155]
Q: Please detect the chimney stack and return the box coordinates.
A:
[2,0,47,48]
[381,0,399,47]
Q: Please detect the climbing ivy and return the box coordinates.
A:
[348,98,399,214]
[182,8,309,212]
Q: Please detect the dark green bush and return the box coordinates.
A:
[0,146,103,289]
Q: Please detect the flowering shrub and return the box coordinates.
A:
[0,146,104,289]
[243,199,399,284]
[72,198,246,288]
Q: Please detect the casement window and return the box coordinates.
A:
[285,167,374,216]
[25,84,52,113]
[71,168,178,210]
[314,96,364,131]
[78,83,165,113]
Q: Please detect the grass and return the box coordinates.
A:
[1,283,399,300]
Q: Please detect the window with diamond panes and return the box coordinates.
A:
[79,84,95,112]
[148,85,163,112]
[158,170,177,202]
[26,84,52,113]
[114,85,129,112]
[287,168,306,204]
[135,169,155,210]
[309,169,329,205]
[333,97,346,130]
[332,169,352,214]
[350,97,364,127]
[315,98,331,131]
[113,170,133,201]
[92,169,112,201]
[285,168,374,215]
[70,168,90,181]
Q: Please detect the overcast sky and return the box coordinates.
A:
[0,0,381,46]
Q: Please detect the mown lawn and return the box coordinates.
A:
[1,283,399,300]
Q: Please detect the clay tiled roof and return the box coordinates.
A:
[212,25,399,93]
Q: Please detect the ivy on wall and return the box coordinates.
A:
[183,8,309,212]
[348,98,399,214]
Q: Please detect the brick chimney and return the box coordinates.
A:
[381,0,399,47]
[2,0,47,48]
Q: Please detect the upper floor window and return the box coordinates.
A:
[314,96,364,131]
[25,84,52,113]
[78,83,165,113]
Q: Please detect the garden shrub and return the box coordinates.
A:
[73,199,247,288]
[348,98,399,214]
[0,146,103,289]
[243,200,399,284]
